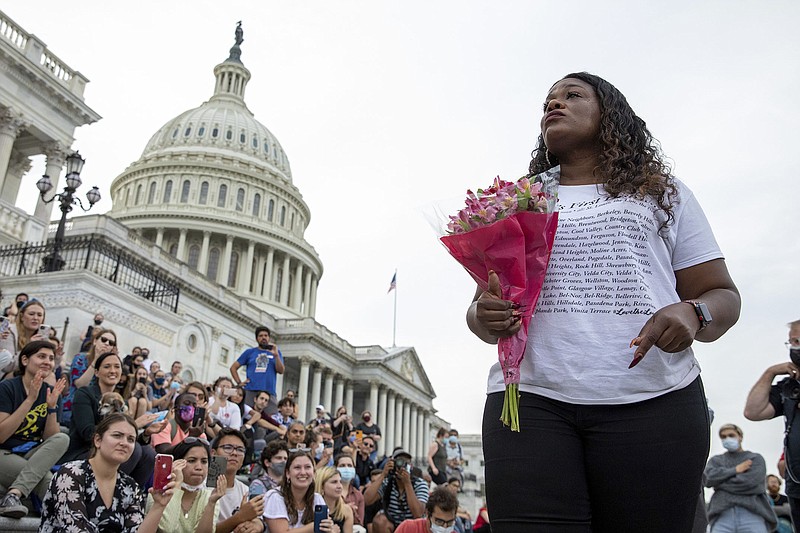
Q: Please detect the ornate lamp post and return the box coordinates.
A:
[36,151,101,272]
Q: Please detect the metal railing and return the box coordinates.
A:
[0,236,180,313]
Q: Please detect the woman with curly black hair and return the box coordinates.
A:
[468,72,740,532]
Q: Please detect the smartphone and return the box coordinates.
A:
[313,504,329,533]
[356,430,363,440]
[265,344,274,351]
[192,406,206,427]
[0,317,9,334]
[153,454,173,492]
[145,410,168,426]
[223,387,236,397]
[38,324,51,336]
[249,482,266,500]
[170,381,181,390]
[207,455,227,488]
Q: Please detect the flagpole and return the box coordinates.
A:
[392,269,397,347]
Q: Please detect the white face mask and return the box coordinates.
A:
[721,437,740,452]
[181,481,206,492]
[430,522,455,533]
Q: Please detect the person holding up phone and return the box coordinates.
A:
[0,299,48,378]
[40,413,174,532]
[207,377,242,439]
[209,428,265,532]
[146,437,227,532]
[263,450,333,532]
[230,326,284,408]
[152,391,208,454]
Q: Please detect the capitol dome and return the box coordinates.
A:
[108,24,322,319]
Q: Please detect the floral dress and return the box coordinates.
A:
[39,460,146,533]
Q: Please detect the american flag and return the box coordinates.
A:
[387,272,397,293]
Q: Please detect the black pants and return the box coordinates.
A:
[482,377,709,533]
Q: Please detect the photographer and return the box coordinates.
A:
[363,449,429,533]
[744,319,800,527]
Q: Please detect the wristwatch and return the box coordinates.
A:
[683,300,712,331]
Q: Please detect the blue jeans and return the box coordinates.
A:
[710,507,769,533]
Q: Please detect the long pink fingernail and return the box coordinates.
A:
[628,355,643,369]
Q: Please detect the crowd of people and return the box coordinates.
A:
[0,293,477,532]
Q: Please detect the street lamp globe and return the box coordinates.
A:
[36,175,53,195]
[86,186,101,205]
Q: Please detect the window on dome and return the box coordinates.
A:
[226,129,233,141]
[253,193,261,217]
[212,127,219,138]
[267,199,274,222]
[181,180,191,203]
[227,252,239,288]
[198,126,205,137]
[239,132,246,144]
[280,206,286,226]
[275,268,283,301]
[188,245,200,269]
[235,188,245,211]
[148,182,157,204]
[184,126,192,137]
[264,141,269,154]
[199,182,209,205]
[136,184,142,205]
[252,135,258,148]
[163,180,173,203]
[208,248,220,281]
[172,128,179,139]
[218,184,228,207]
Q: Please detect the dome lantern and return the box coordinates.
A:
[212,22,251,103]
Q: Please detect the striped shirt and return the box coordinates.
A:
[377,477,429,525]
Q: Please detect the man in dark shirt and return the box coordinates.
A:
[356,436,376,486]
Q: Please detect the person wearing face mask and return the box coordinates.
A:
[79,312,104,353]
[152,391,208,453]
[251,439,289,493]
[335,453,366,532]
[704,424,777,532]
[395,487,459,533]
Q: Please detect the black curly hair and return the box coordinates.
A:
[528,72,678,228]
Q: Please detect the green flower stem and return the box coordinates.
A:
[500,383,521,432]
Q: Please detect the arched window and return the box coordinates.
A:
[274,268,283,301]
[235,188,245,211]
[163,180,173,203]
[172,127,179,138]
[184,126,192,137]
[264,141,270,154]
[217,184,227,208]
[212,127,219,138]
[199,182,209,205]
[188,245,200,269]
[135,184,142,204]
[227,252,239,287]
[252,135,258,149]
[198,125,206,137]
[148,182,157,204]
[226,129,233,141]
[207,248,220,281]
[267,199,274,222]
[252,193,261,217]
[280,206,286,226]
[239,132,246,144]
[180,180,191,203]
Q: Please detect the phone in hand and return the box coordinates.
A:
[249,482,266,500]
[223,387,236,397]
[153,454,173,492]
[356,430,363,441]
[207,455,227,488]
[38,324,51,336]
[192,406,206,427]
[0,317,9,334]
[314,504,329,533]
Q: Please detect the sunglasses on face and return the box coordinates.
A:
[98,336,117,347]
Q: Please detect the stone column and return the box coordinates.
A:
[334,376,344,412]
[402,400,411,451]
[424,412,432,451]
[410,406,419,460]
[241,240,255,295]
[345,382,354,417]
[275,372,284,400]
[394,398,404,453]
[309,277,318,316]
[297,357,311,423]
[176,228,188,261]
[33,142,67,222]
[292,263,303,310]
[322,370,334,414]
[219,234,234,284]
[303,270,312,316]
[309,366,322,422]
[416,407,425,463]
[198,231,211,274]
[0,108,28,199]
[261,248,274,298]
[0,151,31,205]
[280,255,291,306]
[369,381,379,421]
[377,386,388,457]
[385,391,396,453]
[155,228,164,248]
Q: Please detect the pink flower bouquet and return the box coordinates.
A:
[440,172,559,431]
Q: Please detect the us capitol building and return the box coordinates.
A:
[0,10,463,471]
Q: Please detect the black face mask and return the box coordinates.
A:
[790,348,800,368]
[94,319,103,326]
[16,300,25,309]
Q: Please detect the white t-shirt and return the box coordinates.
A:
[487,178,722,404]
[210,401,242,430]
[217,478,250,521]
[263,489,326,527]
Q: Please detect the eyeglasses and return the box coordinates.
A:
[185,437,210,446]
[786,338,800,348]
[98,336,117,347]
[431,517,456,527]
[219,444,246,455]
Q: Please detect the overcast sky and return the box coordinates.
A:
[8,1,800,467]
